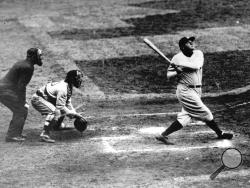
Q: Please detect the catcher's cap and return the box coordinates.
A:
[179,36,195,48]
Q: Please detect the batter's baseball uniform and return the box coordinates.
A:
[169,49,213,126]
[156,37,233,145]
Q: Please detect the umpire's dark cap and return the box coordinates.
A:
[27,48,38,57]
[179,37,195,48]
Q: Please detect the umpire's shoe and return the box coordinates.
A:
[217,132,233,140]
[5,136,26,142]
[155,135,174,145]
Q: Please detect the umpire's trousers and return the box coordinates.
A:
[0,85,28,138]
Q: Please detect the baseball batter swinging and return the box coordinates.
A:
[156,37,233,144]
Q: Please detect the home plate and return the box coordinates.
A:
[138,126,166,135]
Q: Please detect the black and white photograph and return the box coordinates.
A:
[0,0,249,187]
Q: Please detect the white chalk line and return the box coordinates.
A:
[94,134,234,154]
[84,112,178,120]
[118,112,178,117]
[92,135,137,141]
[138,127,214,135]
[103,144,233,154]
[101,138,116,153]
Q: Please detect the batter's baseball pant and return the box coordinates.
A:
[176,84,213,126]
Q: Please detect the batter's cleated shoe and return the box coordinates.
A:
[155,135,174,145]
[217,133,233,140]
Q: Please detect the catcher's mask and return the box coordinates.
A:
[65,70,83,88]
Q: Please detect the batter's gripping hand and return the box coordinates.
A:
[174,66,183,74]
[24,103,30,109]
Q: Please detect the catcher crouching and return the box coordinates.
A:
[31,70,87,143]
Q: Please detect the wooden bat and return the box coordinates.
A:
[143,38,172,65]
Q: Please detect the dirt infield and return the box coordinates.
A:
[0,0,250,187]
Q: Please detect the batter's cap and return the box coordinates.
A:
[179,36,195,48]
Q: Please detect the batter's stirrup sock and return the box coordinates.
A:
[206,120,222,136]
[162,120,183,137]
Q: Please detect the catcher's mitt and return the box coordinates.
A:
[74,117,88,132]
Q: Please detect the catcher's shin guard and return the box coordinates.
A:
[43,113,57,132]
[52,116,65,130]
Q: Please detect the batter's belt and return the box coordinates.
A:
[179,82,202,88]
[188,85,202,88]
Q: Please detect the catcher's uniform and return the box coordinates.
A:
[169,49,213,126]
[0,60,34,138]
[31,80,76,126]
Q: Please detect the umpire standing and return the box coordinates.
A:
[0,48,43,142]
[156,37,233,144]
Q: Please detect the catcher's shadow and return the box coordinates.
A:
[22,128,87,146]
[51,129,83,141]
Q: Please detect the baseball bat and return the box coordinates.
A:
[143,38,172,65]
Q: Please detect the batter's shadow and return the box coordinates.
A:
[157,133,224,145]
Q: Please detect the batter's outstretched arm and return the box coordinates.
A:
[167,71,177,79]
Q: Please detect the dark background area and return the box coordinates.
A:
[76,50,250,94]
[49,0,250,40]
